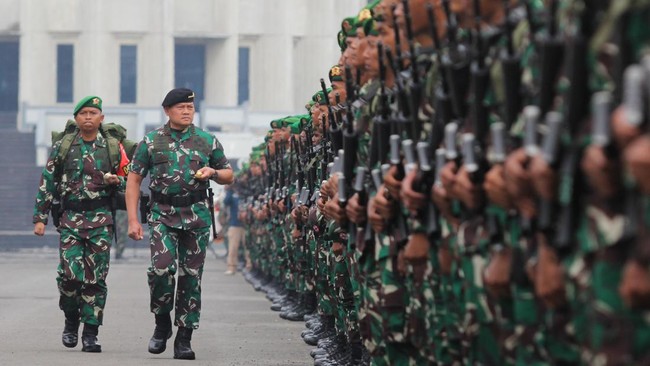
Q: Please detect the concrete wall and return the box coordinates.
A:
[15,0,363,111]
[6,0,366,163]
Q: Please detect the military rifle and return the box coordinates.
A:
[536,0,564,116]
[469,0,490,149]
[441,0,470,119]
[426,3,453,150]
[541,3,593,257]
[501,0,522,131]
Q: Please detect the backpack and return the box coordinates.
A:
[51,120,138,175]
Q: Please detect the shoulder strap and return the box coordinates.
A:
[105,136,120,174]
[55,133,77,170]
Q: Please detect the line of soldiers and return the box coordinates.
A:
[234,0,650,365]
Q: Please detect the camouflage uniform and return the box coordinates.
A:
[129,123,230,329]
[33,133,125,326]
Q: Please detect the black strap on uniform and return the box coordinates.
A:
[150,190,208,207]
[62,197,113,213]
[208,188,218,238]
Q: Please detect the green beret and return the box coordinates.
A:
[73,96,102,116]
[337,31,347,52]
[289,122,302,135]
[341,17,358,37]
[328,65,344,83]
[312,88,332,106]
[270,118,283,129]
[161,88,195,107]
[305,99,316,112]
[249,152,261,163]
[362,18,379,36]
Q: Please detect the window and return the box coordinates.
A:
[0,41,19,112]
[238,47,250,105]
[120,45,137,104]
[56,44,74,103]
[175,44,205,111]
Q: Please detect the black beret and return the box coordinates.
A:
[162,88,196,107]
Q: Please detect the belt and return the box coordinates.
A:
[62,197,112,212]
[151,190,208,207]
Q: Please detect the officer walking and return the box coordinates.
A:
[33,95,124,353]
[125,88,234,360]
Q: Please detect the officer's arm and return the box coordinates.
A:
[212,167,234,185]
[125,172,143,223]
[209,136,235,185]
[33,142,61,224]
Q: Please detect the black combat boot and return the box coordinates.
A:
[349,340,365,365]
[81,323,101,353]
[62,311,80,348]
[173,327,196,360]
[148,314,173,354]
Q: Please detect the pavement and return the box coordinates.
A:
[0,246,313,366]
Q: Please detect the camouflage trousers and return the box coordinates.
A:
[330,244,360,341]
[147,222,209,329]
[458,253,500,366]
[373,239,428,366]
[570,245,650,365]
[316,239,335,316]
[304,232,316,292]
[358,255,385,357]
[57,225,112,326]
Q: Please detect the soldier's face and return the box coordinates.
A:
[379,24,397,57]
[342,37,359,69]
[165,102,195,130]
[363,35,380,80]
[378,0,401,26]
[75,107,104,134]
[329,82,347,105]
[279,126,291,141]
[396,0,443,37]
[310,105,322,123]
[311,128,323,145]
[272,128,287,142]
[450,0,501,28]
[355,29,368,69]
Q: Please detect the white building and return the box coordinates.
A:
[0,0,365,165]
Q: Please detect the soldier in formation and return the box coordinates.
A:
[235,0,650,365]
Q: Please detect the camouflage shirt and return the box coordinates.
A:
[33,133,126,228]
[130,123,231,230]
